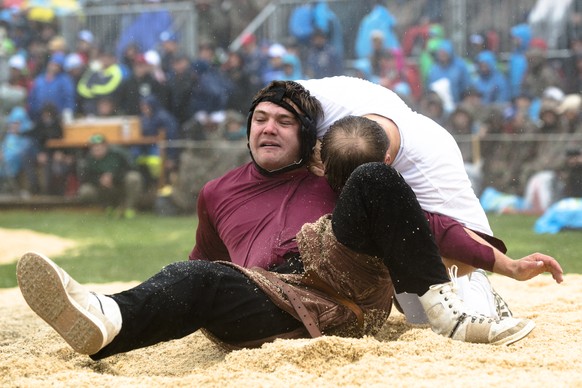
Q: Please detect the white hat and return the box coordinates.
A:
[543,86,565,103]
[78,29,94,44]
[64,53,84,71]
[8,54,26,70]
[470,34,484,45]
[371,29,385,40]
[144,50,161,66]
[268,43,286,58]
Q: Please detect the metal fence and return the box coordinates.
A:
[57,0,564,62]
[228,0,541,58]
[60,1,197,58]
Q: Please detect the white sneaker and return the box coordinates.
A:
[17,252,122,355]
[457,270,498,318]
[491,286,513,319]
[419,266,534,345]
[395,269,512,324]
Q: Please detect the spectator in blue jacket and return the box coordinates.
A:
[304,29,343,79]
[426,39,472,106]
[134,95,179,189]
[355,0,400,59]
[27,53,75,121]
[472,50,510,105]
[508,24,532,100]
[0,106,34,194]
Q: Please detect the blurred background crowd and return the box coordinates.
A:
[1,0,582,217]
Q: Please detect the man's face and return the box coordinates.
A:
[436,49,450,64]
[89,143,108,159]
[248,101,302,172]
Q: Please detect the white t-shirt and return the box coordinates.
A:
[298,76,492,235]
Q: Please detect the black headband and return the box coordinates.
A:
[246,86,314,134]
[246,86,317,176]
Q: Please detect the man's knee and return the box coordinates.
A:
[345,162,406,196]
[124,171,144,190]
[77,183,98,202]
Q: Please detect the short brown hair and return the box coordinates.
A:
[321,115,389,193]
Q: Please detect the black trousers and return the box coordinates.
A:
[332,163,448,295]
[91,260,301,359]
[91,163,449,360]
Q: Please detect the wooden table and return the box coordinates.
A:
[46,116,167,186]
[46,116,156,148]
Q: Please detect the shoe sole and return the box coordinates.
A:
[492,319,536,346]
[16,252,106,355]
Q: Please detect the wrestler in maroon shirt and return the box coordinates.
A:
[190,162,336,268]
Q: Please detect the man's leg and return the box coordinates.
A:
[96,260,300,359]
[331,162,448,295]
[77,183,99,204]
[330,163,534,345]
[17,253,300,360]
[122,171,143,213]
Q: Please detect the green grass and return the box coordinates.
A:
[1,210,580,289]
[487,213,582,274]
[0,209,196,288]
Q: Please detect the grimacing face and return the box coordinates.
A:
[248,101,302,172]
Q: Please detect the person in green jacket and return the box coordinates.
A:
[77,134,143,218]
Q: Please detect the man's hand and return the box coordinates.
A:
[99,172,114,189]
[508,253,564,284]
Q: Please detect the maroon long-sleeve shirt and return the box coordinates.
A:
[189,162,337,269]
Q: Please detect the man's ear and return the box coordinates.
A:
[384,152,392,165]
[308,140,325,176]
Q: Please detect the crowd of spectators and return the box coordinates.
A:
[1,0,582,217]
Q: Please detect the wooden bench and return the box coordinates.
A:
[45,116,158,148]
[46,116,167,186]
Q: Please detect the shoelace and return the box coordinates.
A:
[441,265,460,315]
[448,265,459,289]
[445,266,498,337]
[492,289,513,318]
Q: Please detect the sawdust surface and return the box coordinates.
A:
[1,228,581,387]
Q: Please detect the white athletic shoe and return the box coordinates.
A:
[16,252,122,355]
[492,288,513,319]
[467,269,514,319]
[419,267,534,345]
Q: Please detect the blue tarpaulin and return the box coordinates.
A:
[534,198,582,234]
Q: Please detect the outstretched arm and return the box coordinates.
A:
[463,228,564,284]
[492,251,564,284]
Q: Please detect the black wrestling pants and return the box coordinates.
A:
[92,163,449,359]
[332,163,449,295]
[91,261,301,360]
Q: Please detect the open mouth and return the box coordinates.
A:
[260,142,280,148]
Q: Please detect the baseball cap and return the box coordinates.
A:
[241,33,256,46]
[78,29,94,44]
[89,133,106,144]
[8,54,26,70]
[144,50,160,66]
[268,43,286,58]
[64,53,84,71]
[160,30,178,43]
